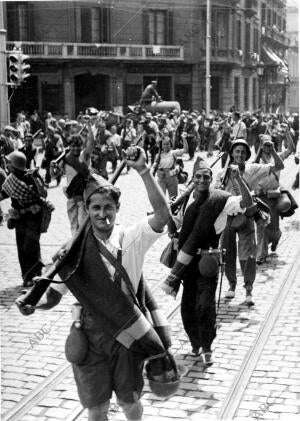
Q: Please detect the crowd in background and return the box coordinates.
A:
[0,105,299,284]
[1,106,299,174]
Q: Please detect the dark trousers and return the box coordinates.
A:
[221,218,256,293]
[186,136,196,159]
[181,277,217,352]
[143,138,157,164]
[15,212,43,284]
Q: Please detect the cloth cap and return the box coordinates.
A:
[145,112,152,118]
[260,134,273,144]
[193,157,212,175]
[87,107,99,115]
[83,173,120,204]
[151,80,157,84]
[24,133,33,140]
[230,139,251,161]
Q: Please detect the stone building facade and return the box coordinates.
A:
[4,0,291,118]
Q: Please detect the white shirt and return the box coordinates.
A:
[111,133,121,147]
[231,120,247,139]
[52,218,164,296]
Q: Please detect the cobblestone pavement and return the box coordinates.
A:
[1,151,299,421]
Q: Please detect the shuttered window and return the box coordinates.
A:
[143,9,173,45]
[80,6,111,43]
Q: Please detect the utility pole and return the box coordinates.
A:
[205,0,211,114]
[0,1,9,127]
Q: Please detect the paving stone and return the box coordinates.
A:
[270,404,299,413]
[1,157,299,420]
[2,393,24,402]
[159,408,187,418]
[44,407,72,418]
[27,406,46,416]
[39,398,66,408]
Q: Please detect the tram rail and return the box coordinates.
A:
[3,249,300,421]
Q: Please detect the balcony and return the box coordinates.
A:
[199,47,243,66]
[262,26,290,47]
[6,42,184,61]
[244,0,258,18]
[244,51,260,68]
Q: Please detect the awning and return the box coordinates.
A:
[261,46,288,75]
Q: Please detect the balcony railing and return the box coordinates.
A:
[262,26,290,47]
[6,42,184,61]
[199,48,243,65]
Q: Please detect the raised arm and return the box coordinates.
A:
[83,122,95,160]
[269,143,284,173]
[126,146,170,232]
[230,166,253,209]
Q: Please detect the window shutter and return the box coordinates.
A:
[167,10,173,44]
[142,10,149,44]
[81,8,91,42]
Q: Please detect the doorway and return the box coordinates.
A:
[75,74,109,114]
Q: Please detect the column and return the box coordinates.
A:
[0,2,9,125]
[63,66,75,118]
[192,63,203,110]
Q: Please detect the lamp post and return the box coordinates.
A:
[283,74,289,115]
[257,61,264,112]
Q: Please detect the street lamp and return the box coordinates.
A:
[256,61,265,111]
[257,61,264,77]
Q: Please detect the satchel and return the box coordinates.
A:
[40,157,48,169]
[177,167,188,184]
[228,214,248,230]
[65,173,87,198]
[160,237,178,268]
[40,200,55,233]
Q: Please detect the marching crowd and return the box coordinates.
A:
[1,105,299,421]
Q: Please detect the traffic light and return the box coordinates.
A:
[8,50,21,85]
[8,49,31,86]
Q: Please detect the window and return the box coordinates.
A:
[237,20,242,50]
[253,27,259,52]
[261,3,266,25]
[278,15,282,31]
[253,78,257,110]
[81,8,92,42]
[273,11,277,27]
[6,1,32,40]
[143,9,173,45]
[245,23,251,54]
[244,78,249,110]
[267,9,272,26]
[80,6,111,43]
[234,77,240,107]
[211,10,229,48]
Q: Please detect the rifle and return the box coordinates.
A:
[15,142,143,310]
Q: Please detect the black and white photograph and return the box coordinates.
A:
[0,1,299,420]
